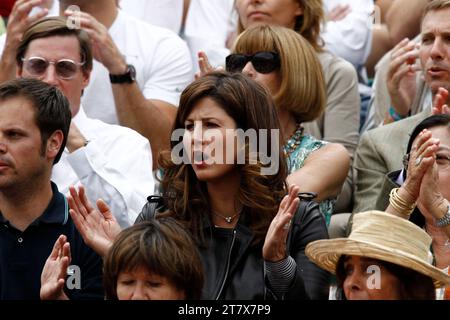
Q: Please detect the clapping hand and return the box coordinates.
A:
[263,185,300,262]
[387,39,421,118]
[68,185,121,257]
[432,87,450,115]
[40,235,70,300]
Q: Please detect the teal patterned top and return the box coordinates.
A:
[285,131,335,226]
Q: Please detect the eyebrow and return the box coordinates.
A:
[438,146,450,152]
[422,31,450,37]
[184,117,220,122]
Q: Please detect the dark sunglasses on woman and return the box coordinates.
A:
[225,51,280,74]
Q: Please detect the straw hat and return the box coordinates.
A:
[306,211,450,288]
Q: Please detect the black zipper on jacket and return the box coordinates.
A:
[215,229,236,300]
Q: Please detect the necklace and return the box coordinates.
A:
[212,207,243,224]
[283,123,304,157]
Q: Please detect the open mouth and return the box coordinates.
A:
[428,66,448,74]
[193,150,210,164]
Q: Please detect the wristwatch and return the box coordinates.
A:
[109,64,136,84]
[436,204,450,228]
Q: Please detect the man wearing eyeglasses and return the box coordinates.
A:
[0,0,193,166]
[12,16,154,229]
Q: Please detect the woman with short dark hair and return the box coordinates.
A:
[103,218,204,300]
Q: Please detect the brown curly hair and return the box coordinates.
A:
[158,71,288,247]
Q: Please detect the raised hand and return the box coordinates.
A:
[432,87,450,115]
[263,185,300,262]
[68,185,121,257]
[64,9,127,75]
[40,235,70,300]
[402,129,439,201]
[195,51,223,80]
[387,39,421,118]
[0,0,48,82]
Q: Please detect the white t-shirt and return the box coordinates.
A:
[184,0,237,72]
[53,106,155,228]
[118,0,183,34]
[82,10,193,124]
[322,0,374,68]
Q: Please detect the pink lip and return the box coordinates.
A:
[193,162,208,169]
[0,164,10,171]
[248,11,269,19]
[428,68,448,77]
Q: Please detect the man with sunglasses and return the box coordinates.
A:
[13,16,154,229]
[0,0,193,165]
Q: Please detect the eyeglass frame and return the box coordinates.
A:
[21,56,86,80]
[225,51,281,74]
[403,152,450,172]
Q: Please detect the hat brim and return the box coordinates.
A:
[306,238,450,288]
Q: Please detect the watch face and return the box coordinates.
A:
[129,64,136,81]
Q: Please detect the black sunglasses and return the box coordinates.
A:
[225,51,280,74]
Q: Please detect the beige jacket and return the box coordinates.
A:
[353,110,430,213]
[303,51,360,212]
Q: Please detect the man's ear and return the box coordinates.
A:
[46,130,64,160]
[82,68,91,89]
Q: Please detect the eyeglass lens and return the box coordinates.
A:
[25,58,79,79]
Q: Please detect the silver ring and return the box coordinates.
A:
[415,156,423,166]
[283,221,291,230]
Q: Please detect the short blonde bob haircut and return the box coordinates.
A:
[232,25,326,123]
[237,0,325,52]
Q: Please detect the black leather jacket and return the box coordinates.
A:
[136,197,330,300]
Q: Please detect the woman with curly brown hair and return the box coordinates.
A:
[67,72,331,300]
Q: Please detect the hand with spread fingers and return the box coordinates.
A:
[386,38,421,119]
[68,185,121,257]
[64,9,127,75]
[40,235,71,300]
[263,185,300,262]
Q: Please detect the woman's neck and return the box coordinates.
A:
[207,170,241,228]
[277,108,298,143]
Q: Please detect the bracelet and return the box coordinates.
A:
[436,204,450,228]
[389,188,416,216]
[389,106,407,122]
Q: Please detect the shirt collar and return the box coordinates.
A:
[72,104,89,127]
[0,182,69,227]
[109,9,125,38]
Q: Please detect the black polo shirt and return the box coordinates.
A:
[0,182,104,300]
